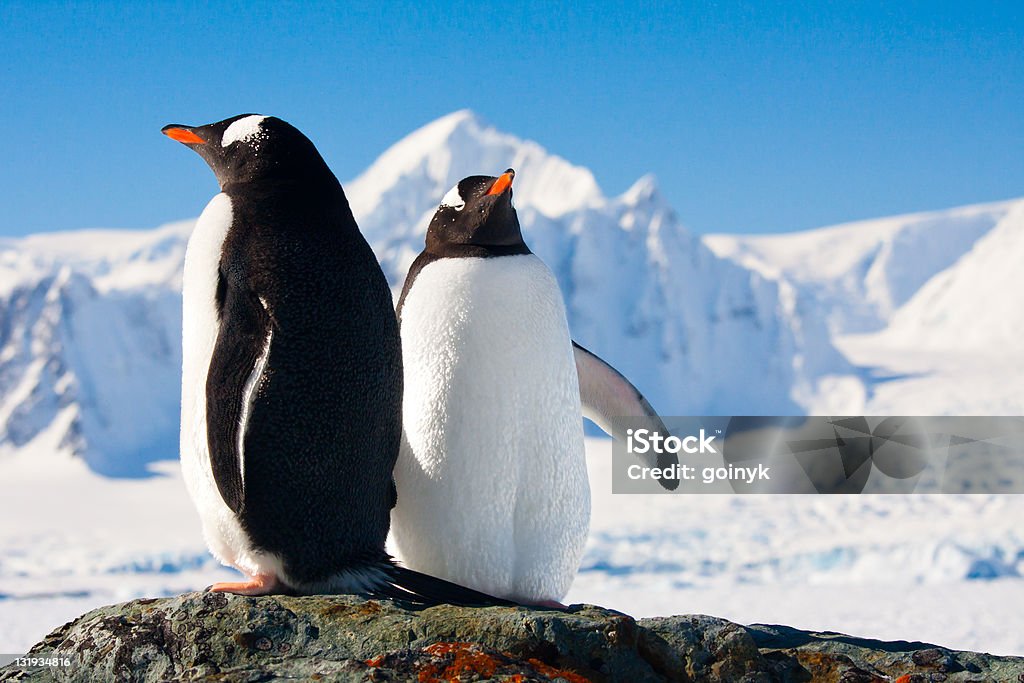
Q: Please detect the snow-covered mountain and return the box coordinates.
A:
[705,199,1018,335]
[706,196,1024,416]
[0,110,854,473]
[0,224,189,474]
[880,201,1024,350]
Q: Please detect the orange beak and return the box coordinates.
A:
[162,127,206,144]
[486,169,515,196]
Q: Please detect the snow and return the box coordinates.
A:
[1,109,1022,658]
[704,195,1024,417]
[880,201,1024,350]
[0,453,239,654]
[835,336,1024,416]
[705,200,1017,335]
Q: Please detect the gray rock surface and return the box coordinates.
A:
[1,592,1021,682]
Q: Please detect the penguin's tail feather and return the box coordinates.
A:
[366,564,519,609]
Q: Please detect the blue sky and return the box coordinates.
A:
[1,1,1021,236]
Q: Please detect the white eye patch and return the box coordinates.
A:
[439,184,465,211]
[222,115,269,147]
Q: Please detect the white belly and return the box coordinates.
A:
[179,193,280,579]
[391,254,589,602]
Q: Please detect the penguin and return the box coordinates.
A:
[391,169,678,606]
[163,114,511,606]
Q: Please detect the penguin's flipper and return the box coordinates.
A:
[573,341,679,490]
[366,565,519,609]
[205,270,273,513]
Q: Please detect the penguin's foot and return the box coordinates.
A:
[207,573,281,596]
[532,599,568,610]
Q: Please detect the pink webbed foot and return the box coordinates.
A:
[533,599,569,610]
[207,573,281,596]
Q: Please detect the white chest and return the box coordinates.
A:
[392,254,589,602]
[400,254,583,475]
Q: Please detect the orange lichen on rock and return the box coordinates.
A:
[527,657,592,683]
[361,641,597,682]
[417,642,503,681]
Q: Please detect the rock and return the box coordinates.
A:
[746,623,1023,682]
[0,593,1021,682]
[641,615,774,681]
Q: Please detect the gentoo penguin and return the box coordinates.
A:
[163,114,509,605]
[391,169,677,605]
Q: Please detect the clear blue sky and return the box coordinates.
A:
[1,1,1021,236]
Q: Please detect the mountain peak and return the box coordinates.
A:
[619,173,661,206]
[378,109,488,160]
[427,108,485,131]
[346,111,605,240]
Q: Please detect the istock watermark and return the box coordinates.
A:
[626,428,718,454]
[611,416,1024,494]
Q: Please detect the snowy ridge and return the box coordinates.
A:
[881,201,1024,349]
[0,221,191,295]
[0,225,187,473]
[705,196,1024,416]
[705,200,1018,335]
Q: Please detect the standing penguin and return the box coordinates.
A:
[164,114,508,605]
[391,170,677,605]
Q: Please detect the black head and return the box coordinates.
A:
[161,114,335,190]
[425,169,529,256]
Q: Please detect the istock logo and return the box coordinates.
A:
[626,428,718,454]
